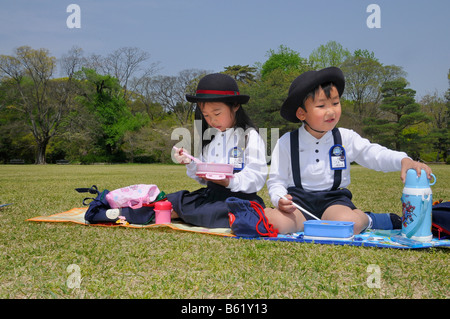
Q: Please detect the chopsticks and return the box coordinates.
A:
[277,194,320,220]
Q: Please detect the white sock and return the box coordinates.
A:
[363,214,373,232]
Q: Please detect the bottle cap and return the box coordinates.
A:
[154,200,172,210]
[404,169,436,188]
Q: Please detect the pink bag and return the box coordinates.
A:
[106,184,161,209]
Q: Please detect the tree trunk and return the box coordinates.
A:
[35,139,49,164]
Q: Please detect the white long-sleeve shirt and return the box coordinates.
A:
[267,125,409,207]
[186,127,268,194]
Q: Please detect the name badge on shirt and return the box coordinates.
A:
[329,144,346,170]
[228,146,244,171]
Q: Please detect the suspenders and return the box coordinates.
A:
[290,127,343,191]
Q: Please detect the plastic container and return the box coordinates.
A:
[196,163,234,180]
[106,184,160,209]
[401,169,436,242]
[303,220,354,239]
[154,201,172,224]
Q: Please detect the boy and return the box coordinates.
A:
[265,67,432,234]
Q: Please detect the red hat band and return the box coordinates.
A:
[196,89,240,97]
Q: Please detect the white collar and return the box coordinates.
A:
[298,125,333,145]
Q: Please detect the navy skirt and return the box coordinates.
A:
[287,187,357,220]
[166,182,265,228]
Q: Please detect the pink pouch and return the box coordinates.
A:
[106,184,161,209]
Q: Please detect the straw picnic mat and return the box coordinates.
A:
[27,207,234,237]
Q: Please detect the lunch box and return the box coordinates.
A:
[195,163,234,180]
[303,220,354,240]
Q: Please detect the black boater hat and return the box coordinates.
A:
[186,73,250,104]
[280,67,345,123]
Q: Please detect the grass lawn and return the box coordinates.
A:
[0,163,448,299]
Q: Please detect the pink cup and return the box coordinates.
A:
[154,201,172,224]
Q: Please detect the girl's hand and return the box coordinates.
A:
[400,158,433,183]
[277,194,296,214]
[203,177,230,187]
[174,148,191,165]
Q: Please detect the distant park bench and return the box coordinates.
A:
[9,159,25,164]
[56,159,70,165]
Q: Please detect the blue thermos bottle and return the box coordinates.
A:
[401,169,436,242]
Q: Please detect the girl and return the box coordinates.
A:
[166,73,268,228]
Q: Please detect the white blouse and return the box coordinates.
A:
[186,127,268,194]
[267,125,409,207]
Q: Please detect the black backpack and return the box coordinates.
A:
[432,201,450,239]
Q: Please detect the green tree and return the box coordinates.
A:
[122,115,178,163]
[0,98,35,163]
[222,65,257,85]
[308,41,351,70]
[76,68,147,162]
[243,69,299,140]
[445,68,450,163]
[260,45,310,79]
[363,78,430,154]
[420,92,449,162]
[353,49,378,61]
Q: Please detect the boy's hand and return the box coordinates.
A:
[400,158,433,183]
[278,194,296,214]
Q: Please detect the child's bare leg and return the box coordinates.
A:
[322,205,369,234]
[264,207,306,234]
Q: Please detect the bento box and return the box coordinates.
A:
[303,220,354,240]
[195,163,234,180]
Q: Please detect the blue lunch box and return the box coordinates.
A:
[304,220,354,238]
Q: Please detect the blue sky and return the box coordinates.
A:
[1,0,449,99]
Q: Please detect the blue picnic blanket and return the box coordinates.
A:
[236,229,450,249]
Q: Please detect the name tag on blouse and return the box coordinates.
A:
[329,144,346,170]
[229,146,244,171]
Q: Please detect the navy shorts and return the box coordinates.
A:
[287,187,357,220]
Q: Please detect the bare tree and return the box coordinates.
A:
[149,69,208,125]
[86,47,159,101]
[129,72,164,120]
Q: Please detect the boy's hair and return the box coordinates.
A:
[195,102,257,151]
[301,82,336,110]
